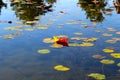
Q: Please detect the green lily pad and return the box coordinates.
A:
[37,49,50,54]
[88,73,106,80]
[100,59,114,64]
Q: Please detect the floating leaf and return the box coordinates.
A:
[110,53,120,58]
[94,30,102,32]
[107,28,116,32]
[105,39,117,44]
[37,27,48,30]
[117,63,120,67]
[103,48,114,53]
[37,49,50,54]
[50,43,63,48]
[70,37,81,40]
[25,28,34,31]
[102,33,113,36]
[74,32,83,35]
[4,26,23,30]
[80,42,94,47]
[100,59,114,64]
[116,32,120,34]
[2,34,14,39]
[54,65,70,71]
[88,73,106,80]
[43,38,54,43]
[92,54,106,59]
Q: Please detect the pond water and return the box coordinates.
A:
[0,0,120,80]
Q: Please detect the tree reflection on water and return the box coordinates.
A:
[10,0,56,25]
[78,0,107,23]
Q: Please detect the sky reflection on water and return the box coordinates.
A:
[0,0,120,80]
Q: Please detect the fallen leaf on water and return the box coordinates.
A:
[74,32,83,35]
[103,48,114,53]
[110,53,120,58]
[117,63,120,67]
[2,34,14,39]
[79,42,94,47]
[88,73,106,80]
[105,39,117,44]
[100,59,114,64]
[102,33,113,36]
[37,49,50,54]
[50,43,63,48]
[116,32,120,34]
[54,65,70,71]
[92,54,106,59]
[43,38,54,43]
[25,28,34,31]
[94,30,102,32]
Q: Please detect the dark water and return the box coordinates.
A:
[0,0,120,80]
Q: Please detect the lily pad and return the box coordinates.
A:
[80,42,94,47]
[110,53,120,58]
[43,38,54,43]
[2,34,14,39]
[25,28,34,31]
[88,73,106,80]
[103,48,114,53]
[100,59,114,64]
[102,33,113,36]
[50,43,63,48]
[116,32,120,34]
[54,65,70,71]
[117,63,120,67]
[74,32,83,35]
[105,39,117,44]
[92,54,106,59]
[37,49,50,54]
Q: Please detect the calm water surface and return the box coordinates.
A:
[0,0,120,80]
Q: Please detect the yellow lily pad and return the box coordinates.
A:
[54,65,70,71]
[74,32,83,35]
[80,42,94,47]
[110,53,120,58]
[37,27,48,30]
[25,28,34,31]
[105,40,117,44]
[103,48,114,53]
[88,73,106,80]
[102,33,113,36]
[94,30,102,32]
[43,38,54,43]
[116,32,120,34]
[2,34,14,39]
[117,63,120,67]
[37,49,50,54]
[100,59,114,64]
[50,43,63,48]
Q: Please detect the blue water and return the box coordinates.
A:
[0,0,120,80]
